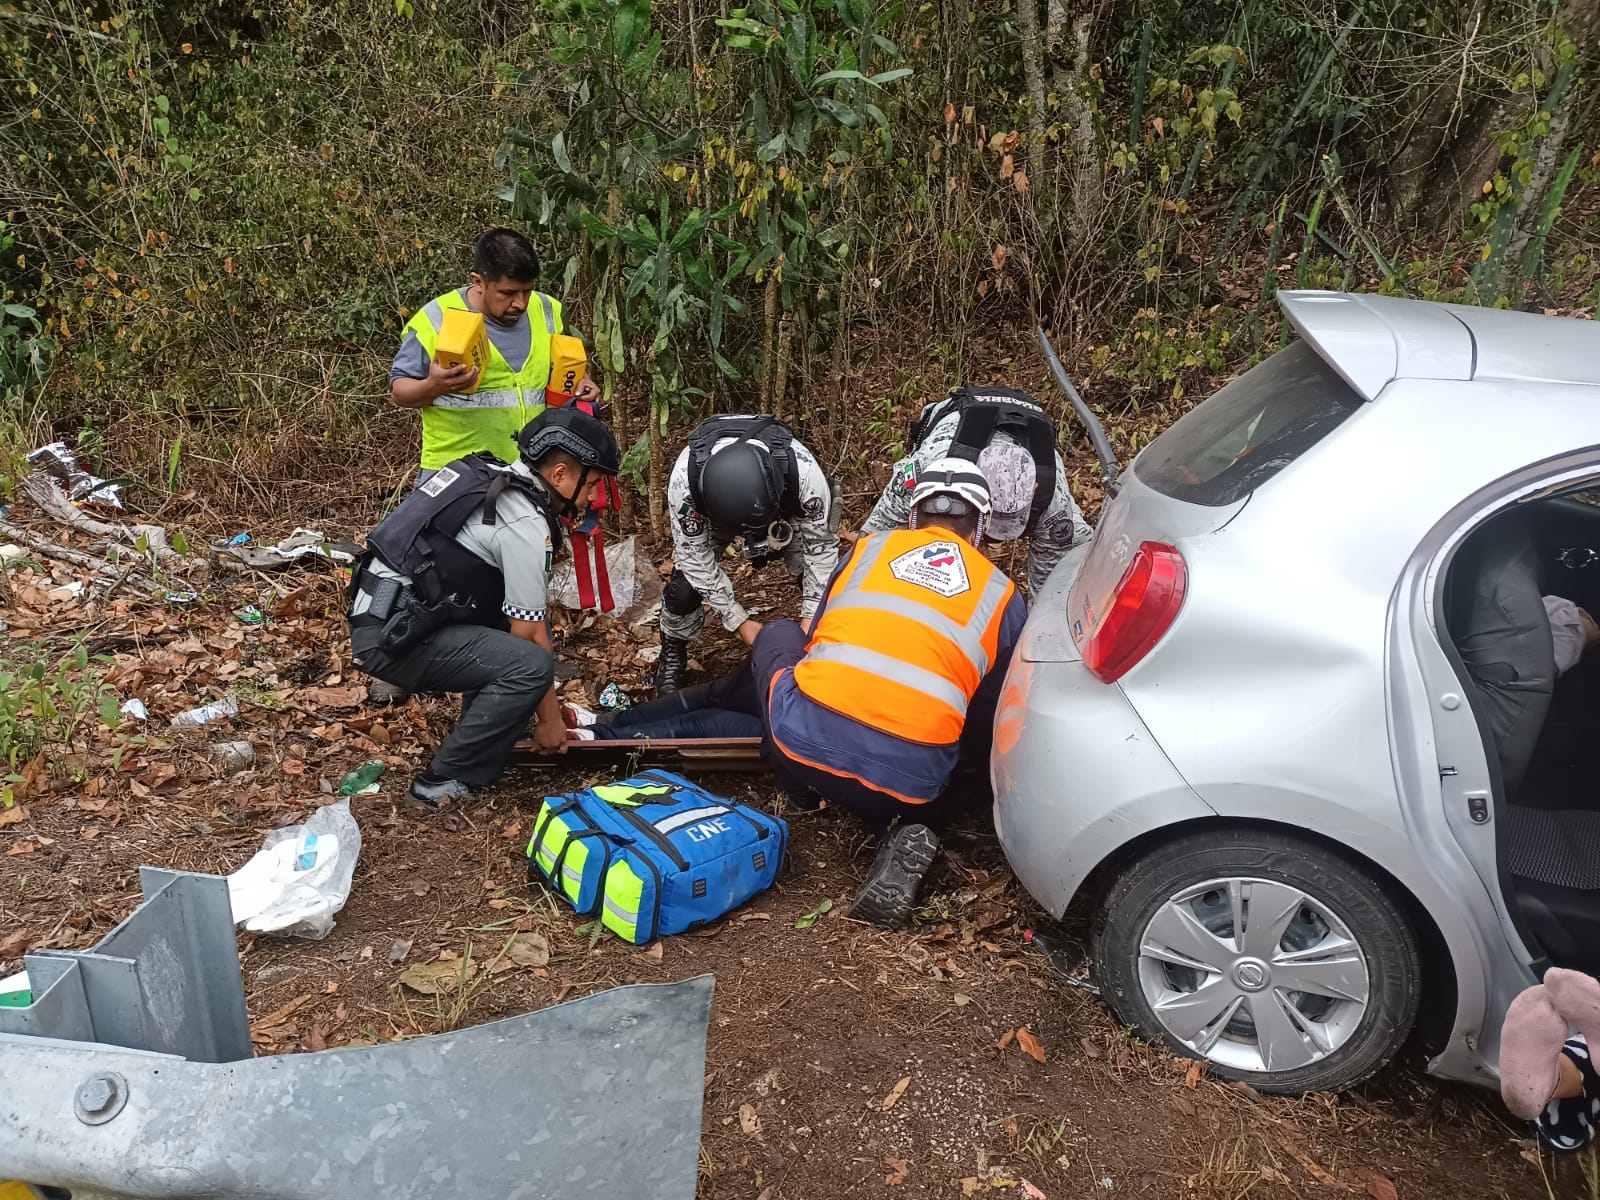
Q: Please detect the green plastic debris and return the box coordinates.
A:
[338,760,386,796]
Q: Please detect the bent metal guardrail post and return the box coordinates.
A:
[0,868,714,1199]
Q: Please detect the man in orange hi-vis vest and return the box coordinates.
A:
[750,458,1027,929]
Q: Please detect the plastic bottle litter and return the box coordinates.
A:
[212,740,255,775]
[236,604,266,625]
[338,760,386,796]
[0,971,30,1009]
[170,698,240,727]
[597,682,631,711]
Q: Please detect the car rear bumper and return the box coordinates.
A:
[991,651,1214,918]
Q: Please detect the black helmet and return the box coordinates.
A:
[698,441,782,531]
[517,406,621,475]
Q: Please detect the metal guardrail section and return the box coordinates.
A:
[0,866,716,1198]
[1,976,715,1199]
[0,869,250,1063]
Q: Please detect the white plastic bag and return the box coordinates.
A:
[550,534,661,622]
[226,799,361,940]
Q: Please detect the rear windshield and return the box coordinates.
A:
[1133,340,1364,507]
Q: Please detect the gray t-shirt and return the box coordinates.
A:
[367,461,555,622]
[391,289,536,381]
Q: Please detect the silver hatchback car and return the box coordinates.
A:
[994,290,1600,1094]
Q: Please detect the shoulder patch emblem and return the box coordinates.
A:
[889,540,971,598]
[801,495,826,520]
[676,498,707,538]
[895,462,917,493]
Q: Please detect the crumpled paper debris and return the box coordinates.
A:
[26,442,124,510]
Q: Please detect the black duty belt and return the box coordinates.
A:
[348,569,408,626]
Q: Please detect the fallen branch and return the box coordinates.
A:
[19,473,179,562]
[0,519,163,597]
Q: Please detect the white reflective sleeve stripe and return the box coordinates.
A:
[432,388,523,410]
[802,641,970,713]
[654,805,733,834]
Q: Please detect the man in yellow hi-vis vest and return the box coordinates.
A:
[390,228,601,484]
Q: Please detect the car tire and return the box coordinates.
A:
[1092,827,1421,1095]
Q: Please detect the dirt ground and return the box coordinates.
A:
[0,737,1589,1198]
[0,491,1592,1200]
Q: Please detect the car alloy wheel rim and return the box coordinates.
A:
[1134,876,1371,1075]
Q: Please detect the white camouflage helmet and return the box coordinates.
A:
[909,457,992,542]
[977,441,1037,543]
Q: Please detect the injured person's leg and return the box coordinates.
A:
[594,704,762,740]
[586,662,764,740]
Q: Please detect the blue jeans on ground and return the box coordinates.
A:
[594,623,809,741]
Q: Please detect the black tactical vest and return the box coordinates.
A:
[366,454,563,625]
[908,386,1058,536]
[685,415,804,521]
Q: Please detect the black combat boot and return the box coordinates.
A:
[849,823,941,930]
[655,637,689,694]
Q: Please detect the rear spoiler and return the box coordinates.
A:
[1036,327,1120,496]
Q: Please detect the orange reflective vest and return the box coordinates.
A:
[792,528,1016,747]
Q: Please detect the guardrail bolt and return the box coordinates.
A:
[74,1073,126,1124]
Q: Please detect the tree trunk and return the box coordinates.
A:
[1498,84,1575,296]
[1063,8,1100,249]
[773,313,792,418]
[1045,0,1067,94]
[600,184,635,527]
[760,269,780,412]
[1394,0,1600,235]
[1016,0,1047,155]
[647,385,665,539]
[938,0,971,98]
[1387,0,1487,224]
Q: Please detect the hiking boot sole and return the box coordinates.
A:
[849,823,941,930]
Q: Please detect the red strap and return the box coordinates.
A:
[571,531,597,610]
[557,397,619,611]
[590,527,615,612]
[568,531,617,613]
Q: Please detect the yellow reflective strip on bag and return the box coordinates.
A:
[601,861,645,943]
[591,783,676,808]
[560,840,590,907]
[530,810,590,906]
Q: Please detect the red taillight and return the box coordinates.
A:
[1082,542,1187,683]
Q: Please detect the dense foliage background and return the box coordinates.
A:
[4,0,1598,522]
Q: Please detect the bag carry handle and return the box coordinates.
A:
[530,796,611,914]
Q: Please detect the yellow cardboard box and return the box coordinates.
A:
[434,308,489,393]
[546,333,589,403]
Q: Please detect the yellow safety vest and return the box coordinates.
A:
[404,288,563,470]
